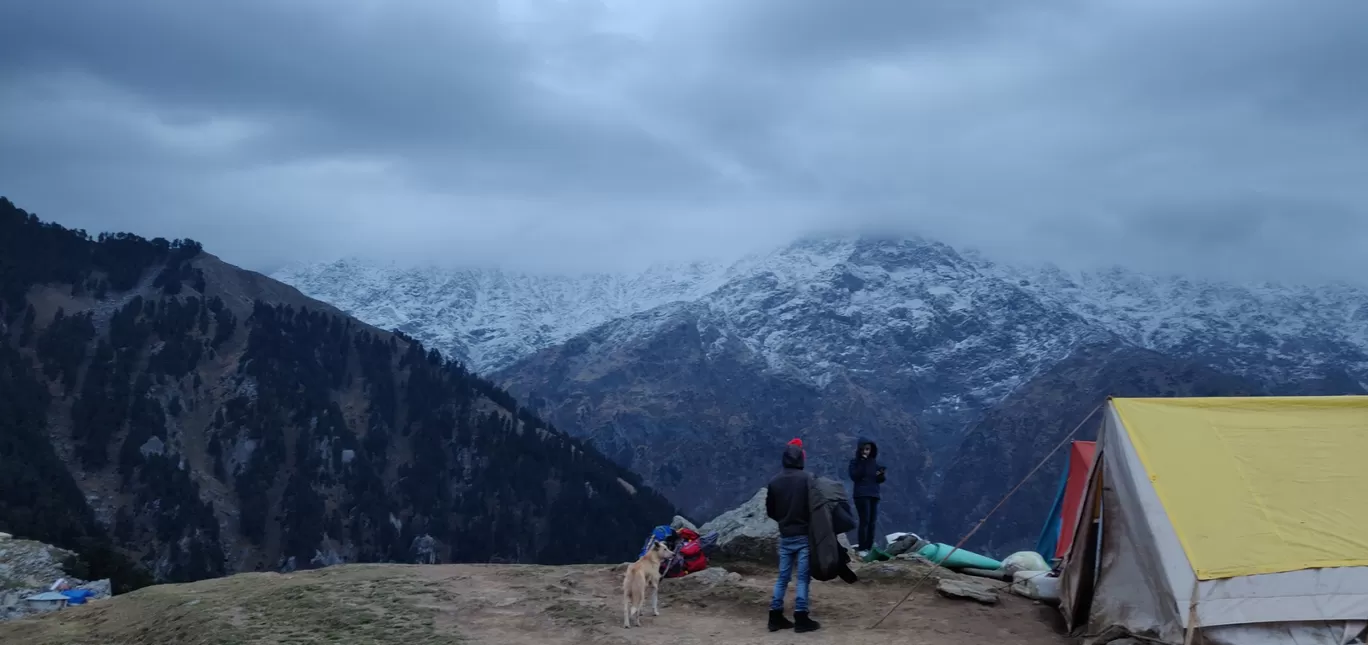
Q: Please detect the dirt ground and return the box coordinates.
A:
[0,559,1071,645]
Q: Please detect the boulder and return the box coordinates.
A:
[670,516,698,532]
[853,558,943,582]
[77,579,111,599]
[699,488,779,563]
[410,534,438,565]
[670,567,742,588]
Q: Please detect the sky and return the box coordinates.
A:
[2,0,1367,283]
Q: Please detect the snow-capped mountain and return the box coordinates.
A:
[1009,264,1368,385]
[275,235,1368,403]
[271,258,737,371]
[275,235,1368,530]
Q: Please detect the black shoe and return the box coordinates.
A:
[794,611,821,633]
[768,609,794,632]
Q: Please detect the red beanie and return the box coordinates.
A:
[788,438,806,460]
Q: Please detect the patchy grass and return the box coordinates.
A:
[0,565,465,645]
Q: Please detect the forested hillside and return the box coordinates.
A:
[0,197,674,593]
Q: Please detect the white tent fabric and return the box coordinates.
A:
[1058,402,1368,645]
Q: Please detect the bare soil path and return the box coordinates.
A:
[0,560,1070,645]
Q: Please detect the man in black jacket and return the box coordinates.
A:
[765,439,821,633]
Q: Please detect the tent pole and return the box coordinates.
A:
[1183,578,1200,645]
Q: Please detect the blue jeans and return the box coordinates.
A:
[770,535,810,613]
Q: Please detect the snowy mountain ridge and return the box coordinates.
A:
[272,257,738,371]
[273,235,1368,398]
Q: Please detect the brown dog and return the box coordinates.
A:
[623,540,674,628]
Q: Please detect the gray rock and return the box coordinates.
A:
[410,534,438,565]
[670,515,698,532]
[311,549,345,568]
[670,566,741,588]
[0,539,93,622]
[139,435,167,457]
[77,579,112,599]
[935,578,999,605]
[699,488,779,563]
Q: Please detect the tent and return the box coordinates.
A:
[1035,440,1096,563]
[1059,396,1368,645]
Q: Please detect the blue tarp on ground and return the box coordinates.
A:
[60,589,96,605]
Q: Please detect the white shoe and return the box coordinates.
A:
[856,550,869,559]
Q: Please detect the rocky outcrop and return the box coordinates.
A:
[0,535,111,622]
[670,566,742,589]
[496,300,932,532]
[670,516,698,532]
[410,535,438,565]
[936,578,1000,605]
[699,488,780,564]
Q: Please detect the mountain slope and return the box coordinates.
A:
[494,237,1117,527]
[0,197,675,592]
[494,300,930,525]
[1002,263,1368,388]
[278,234,1368,546]
[275,239,1368,399]
[271,259,734,372]
[924,343,1266,555]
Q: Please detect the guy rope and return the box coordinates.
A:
[868,402,1104,630]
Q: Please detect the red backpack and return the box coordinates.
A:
[673,528,708,576]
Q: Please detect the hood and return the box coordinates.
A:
[782,444,805,469]
[855,437,879,459]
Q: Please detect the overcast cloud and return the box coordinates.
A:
[2,0,1366,282]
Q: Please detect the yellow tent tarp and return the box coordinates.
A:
[1113,396,1368,580]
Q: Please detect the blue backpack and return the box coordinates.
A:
[638,525,676,558]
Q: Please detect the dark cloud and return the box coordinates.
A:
[1,0,1365,281]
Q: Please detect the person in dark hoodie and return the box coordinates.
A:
[765,438,821,633]
[847,438,886,557]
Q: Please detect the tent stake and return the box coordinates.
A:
[1184,578,1200,645]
